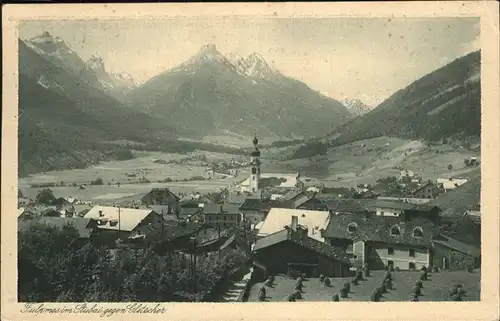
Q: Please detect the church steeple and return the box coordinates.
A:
[248,133,261,194]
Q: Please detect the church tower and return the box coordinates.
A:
[249,134,261,194]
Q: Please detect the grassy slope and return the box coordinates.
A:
[330,51,481,145]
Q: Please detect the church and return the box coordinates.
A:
[238,135,304,196]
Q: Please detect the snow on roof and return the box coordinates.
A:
[258,208,330,242]
[84,206,155,232]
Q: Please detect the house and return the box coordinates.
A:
[436,178,469,191]
[322,215,438,270]
[140,188,180,214]
[178,205,203,222]
[296,196,328,211]
[18,216,98,240]
[327,199,373,215]
[399,170,415,180]
[148,222,219,254]
[238,198,282,226]
[203,202,242,228]
[372,199,441,221]
[84,206,162,241]
[432,234,481,270]
[377,197,431,205]
[252,217,351,277]
[257,208,330,242]
[408,181,442,199]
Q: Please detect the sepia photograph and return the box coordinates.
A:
[2,2,499,321]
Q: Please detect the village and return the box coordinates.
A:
[17,135,481,302]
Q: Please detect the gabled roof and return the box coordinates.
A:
[141,188,180,201]
[84,206,156,232]
[323,214,437,247]
[253,228,350,264]
[372,199,439,212]
[327,199,373,214]
[226,192,258,205]
[282,189,304,201]
[433,234,481,257]
[239,198,284,211]
[258,208,330,242]
[203,202,240,215]
[179,207,202,217]
[18,217,95,239]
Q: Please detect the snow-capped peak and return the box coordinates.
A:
[234,52,280,79]
[341,98,373,116]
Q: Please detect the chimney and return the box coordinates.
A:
[291,215,298,231]
[99,210,103,217]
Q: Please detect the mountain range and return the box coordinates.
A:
[127,43,351,138]
[18,31,481,175]
[328,50,481,146]
[24,32,139,103]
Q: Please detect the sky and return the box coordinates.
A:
[20,17,480,106]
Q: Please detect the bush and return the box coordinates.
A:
[352,278,359,286]
[258,286,266,301]
[340,288,348,298]
[385,279,393,290]
[332,294,340,301]
[36,188,56,205]
[91,178,104,185]
[412,285,422,296]
[370,289,381,302]
[432,267,439,273]
[323,278,331,287]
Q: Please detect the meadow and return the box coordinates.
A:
[248,270,480,302]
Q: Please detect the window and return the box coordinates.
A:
[390,225,401,236]
[413,227,424,238]
[388,247,394,255]
[223,216,227,221]
[409,249,415,257]
[347,222,358,232]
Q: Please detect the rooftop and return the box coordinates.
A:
[433,234,481,257]
[84,206,155,232]
[203,202,240,215]
[323,214,438,247]
[258,208,330,242]
[253,228,350,264]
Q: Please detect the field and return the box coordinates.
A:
[18,136,480,203]
[261,137,480,188]
[18,150,246,203]
[248,270,480,302]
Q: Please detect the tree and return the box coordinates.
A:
[447,164,453,171]
[36,188,55,204]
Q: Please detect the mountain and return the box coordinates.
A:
[341,98,372,117]
[18,39,175,176]
[328,51,481,146]
[85,55,139,102]
[25,32,138,102]
[128,44,351,139]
